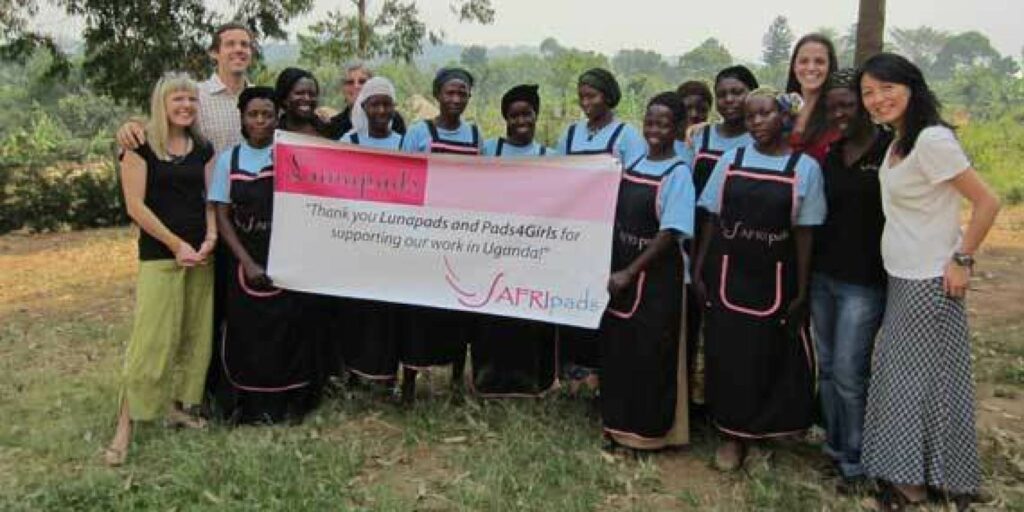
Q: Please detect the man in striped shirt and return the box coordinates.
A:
[116,22,254,154]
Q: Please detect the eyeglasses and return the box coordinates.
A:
[343,78,368,86]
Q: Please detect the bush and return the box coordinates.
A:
[0,160,127,234]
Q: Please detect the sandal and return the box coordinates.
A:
[713,440,746,472]
[871,482,926,511]
[166,410,208,430]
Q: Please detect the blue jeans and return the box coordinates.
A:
[810,272,885,479]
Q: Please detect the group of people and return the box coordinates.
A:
[103,21,1002,511]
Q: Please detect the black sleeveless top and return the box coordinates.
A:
[132,139,214,260]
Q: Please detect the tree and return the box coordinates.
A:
[677,37,732,81]
[890,26,950,73]
[854,0,886,65]
[0,0,69,78]
[611,49,666,78]
[934,31,1013,79]
[762,16,794,67]
[460,45,488,69]
[44,0,313,107]
[299,0,494,67]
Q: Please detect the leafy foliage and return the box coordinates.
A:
[762,15,794,67]
[677,38,733,83]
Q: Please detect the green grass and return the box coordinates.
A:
[3,228,1024,510]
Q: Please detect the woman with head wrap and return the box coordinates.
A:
[692,87,825,471]
[398,66,481,402]
[335,76,404,394]
[555,67,647,392]
[600,92,695,452]
[809,68,890,492]
[681,65,759,419]
[786,34,841,164]
[340,76,404,150]
[321,63,407,139]
[470,84,557,399]
[205,86,318,424]
[481,84,551,157]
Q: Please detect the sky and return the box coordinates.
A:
[32,0,1024,62]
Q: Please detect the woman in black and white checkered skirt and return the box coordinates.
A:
[857,53,1001,509]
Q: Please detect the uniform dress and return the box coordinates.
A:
[554,118,646,378]
[683,125,754,400]
[207,143,317,423]
[697,145,826,438]
[600,154,695,450]
[399,120,482,371]
[337,131,406,384]
[469,137,558,397]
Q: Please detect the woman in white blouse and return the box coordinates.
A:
[857,53,1000,510]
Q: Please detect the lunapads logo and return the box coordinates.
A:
[442,256,603,316]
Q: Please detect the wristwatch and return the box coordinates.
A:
[952,252,975,268]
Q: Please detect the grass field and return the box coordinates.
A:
[1,209,1022,511]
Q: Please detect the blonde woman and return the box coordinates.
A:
[105,73,217,466]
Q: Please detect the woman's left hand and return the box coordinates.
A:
[607,269,638,297]
[943,261,970,298]
[781,295,808,334]
[197,237,217,263]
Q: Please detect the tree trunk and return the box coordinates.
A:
[855,0,886,66]
[357,0,368,58]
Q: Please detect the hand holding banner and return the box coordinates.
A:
[268,130,620,328]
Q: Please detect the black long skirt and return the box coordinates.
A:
[471,315,557,397]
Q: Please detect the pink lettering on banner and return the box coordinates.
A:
[275,142,428,206]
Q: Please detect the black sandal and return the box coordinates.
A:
[874,482,926,511]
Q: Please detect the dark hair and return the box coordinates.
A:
[856,52,950,157]
[676,80,713,106]
[714,65,759,91]
[647,91,685,127]
[209,22,256,52]
[786,34,838,145]
[274,67,319,109]
[237,86,277,140]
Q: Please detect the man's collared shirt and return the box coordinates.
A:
[198,73,248,154]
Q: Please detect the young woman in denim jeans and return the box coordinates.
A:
[810,68,890,492]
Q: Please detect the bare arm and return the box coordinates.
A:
[943,168,1002,297]
[120,151,199,266]
[115,117,148,151]
[196,159,218,262]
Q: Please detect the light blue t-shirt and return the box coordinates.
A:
[482,138,551,157]
[683,124,754,165]
[625,155,696,238]
[208,142,273,204]
[400,120,481,154]
[697,145,826,226]
[673,140,691,166]
[340,131,404,151]
[555,119,646,167]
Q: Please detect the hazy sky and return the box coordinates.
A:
[33,0,1024,62]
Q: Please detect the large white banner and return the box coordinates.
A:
[267,131,620,328]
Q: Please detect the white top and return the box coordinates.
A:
[879,126,969,279]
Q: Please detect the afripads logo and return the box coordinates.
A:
[442,257,602,316]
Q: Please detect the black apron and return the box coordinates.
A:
[217,147,316,423]
[470,136,556,397]
[341,133,403,383]
[703,147,814,437]
[558,121,627,376]
[600,158,686,439]
[683,126,727,404]
[399,121,481,369]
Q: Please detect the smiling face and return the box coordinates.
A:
[242,97,277,146]
[577,84,609,122]
[744,95,786,146]
[824,87,860,136]
[793,41,830,93]
[505,100,537,144]
[715,77,750,125]
[436,79,470,119]
[165,89,199,128]
[363,94,395,135]
[859,73,911,128]
[210,28,253,75]
[643,104,677,152]
[285,77,318,120]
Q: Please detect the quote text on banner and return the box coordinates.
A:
[267,130,620,328]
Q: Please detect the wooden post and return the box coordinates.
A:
[855,0,887,66]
